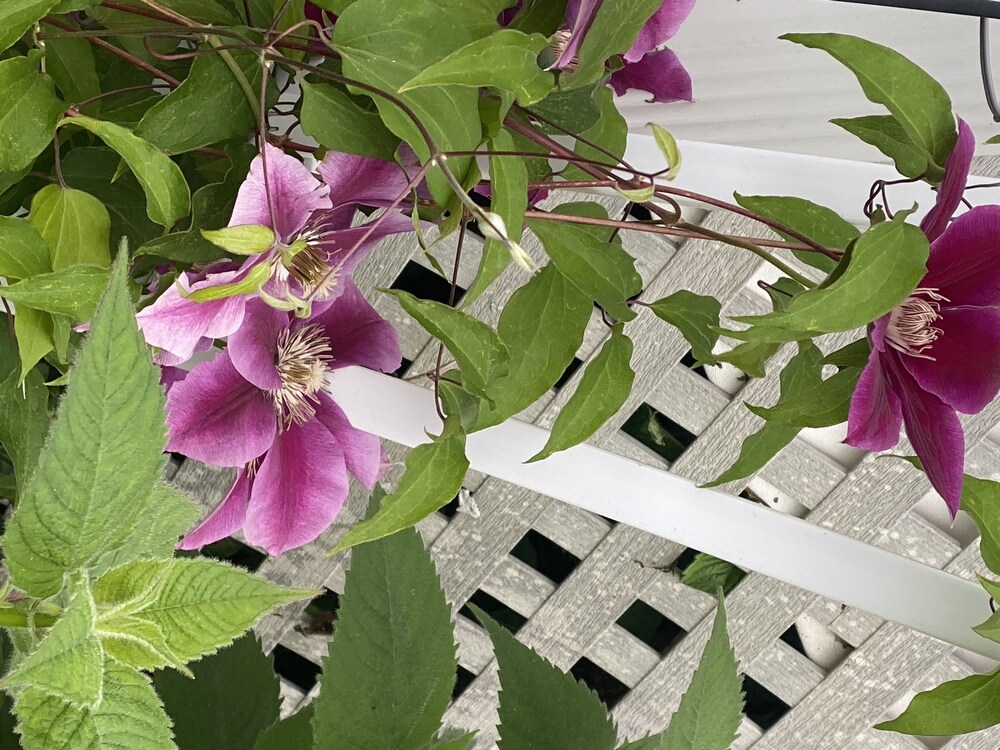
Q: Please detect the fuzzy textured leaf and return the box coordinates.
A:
[0,54,65,173]
[29,185,112,270]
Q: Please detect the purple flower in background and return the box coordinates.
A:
[845,121,1000,516]
[169,285,402,554]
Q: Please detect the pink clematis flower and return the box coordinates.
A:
[845,120,1000,515]
[137,145,412,362]
[167,284,403,554]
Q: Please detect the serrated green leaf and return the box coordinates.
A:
[29,185,112,270]
[154,635,281,750]
[649,291,722,363]
[315,525,457,750]
[876,667,1000,735]
[0,265,111,322]
[94,558,315,663]
[0,54,65,173]
[42,25,101,109]
[1,582,103,708]
[822,338,871,368]
[59,114,191,228]
[562,0,661,88]
[530,324,634,462]
[649,122,681,180]
[473,606,617,750]
[781,33,954,179]
[331,424,469,554]
[832,114,929,180]
[658,597,744,750]
[730,216,928,343]
[14,658,174,750]
[255,706,314,750]
[201,224,276,256]
[424,728,477,749]
[0,216,49,281]
[402,29,553,105]
[527,204,642,321]
[680,554,746,596]
[387,289,509,400]
[0,1,56,54]
[300,80,400,160]
[2,257,166,598]
[96,615,188,674]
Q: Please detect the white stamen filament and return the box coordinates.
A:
[271,324,333,428]
[548,29,578,71]
[884,288,948,360]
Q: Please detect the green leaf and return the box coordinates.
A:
[29,185,112,270]
[657,597,744,750]
[530,324,634,462]
[730,216,929,343]
[136,45,261,154]
[201,224,276,256]
[822,338,871,368]
[527,204,642,321]
[950,475,1000,575]
[154,636,281,750]
[832,115,930,180]
[650,122,681,180]
[300,80,400,160]
[387,289,509,400]
[0,216,50,280]
[59,114,191,228]
[509,0,567,34]
[255,707,314,750]
[562,86,627,183]
[876,667,1000,735]
[42,26,101,109]
[0,266,111,322]
[401,29,553,105]
[680,554,746,596]
[473,606,618,750]
[529,80,603,133]
[733,193,858,272]
[463,129,528,305]
[314,525,457,750]
[0,365,48,495]
[747,353,860,429]
[2,256,166,598]
[649,291,722,363]
[13,306,56,380]
[331,425,469,554]
[93,558,315,663]
[781,33,955,178]
[0,1,56,54]
[0,54,65,173]
[1,583,103,708]
[425,728,477,749]
[563,0,661,88]
[14,658,174,750]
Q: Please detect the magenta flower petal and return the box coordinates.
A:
[845,353,903,451]
[229,143,331,241]
[610,47,692,103]
[919,118,975,243]
[553,0,600,69]
[897,306,1000,414]
[228,298,287,390]
[312,210,415,283]
[317,151,412,209]
[177,468,253,550]
[243,419,349,554]
[166,353,277,467]
[923,205,1000,307]
[315,392,384,490]
[311,281,402,373]
[625,0,696,62]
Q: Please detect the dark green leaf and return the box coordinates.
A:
[822,338,871,368]
[254,706,314,750]
[42,27,101,108]
[510,0,568,35]
[135,231,229,265]
[562,86,627,183]
[0,366,48,498]
[0,217,50,280]
[562,0,661,88]
[530,325,634,462]
[876,668,1000,735]
[832,115,930,180]
[0,266,110,321]
[680,554,746,595]
[649,291,722,363]
[0,1,56,54]
[424,728,477,749]
[0,54,65,173]
[28,184,112,270]
[473,606,617,750]
[529,81,603,133]
[300,80,400,160]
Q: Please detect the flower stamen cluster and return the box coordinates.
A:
[272,324,333,428]
[884,288,948,360]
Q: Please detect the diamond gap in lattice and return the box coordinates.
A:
[294,589,341,638]
[679,349,710,380]
[510,528,582,584]
[392,356,414,379]
[195,536,267,573]
[779,624,809,658]
[272,643,322,692]
[569,656,630,709]
[616,599,685,656]
[459,590,527,634]
[621,403,697,464]
[452,664,477,700]
[552,356,584,392]
[389,259,466,305]
[742,674,791,730]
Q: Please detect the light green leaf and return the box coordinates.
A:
[12,306,55,380]
[300,80,400,160]
[42,26,101,108]
[832,115,930,180]
[1,583,103,708]
[530,324,634,462]
[527,203,642,321]
[952,476,1000,574]
[2,257,166,598]
[14,658,174,750]
[0,216,50,280]
[401,29,553,105]
[876,667,1000,736]
[730,217,929,342]
[473,606,618,750]
[822,338,871,368]
[782,33,955,178]
[0,365,48,495]
[0,265,111,321]
[255,706,314,750]
[201,224,276,256]
[331,425,469,554]
[387,289,509,400]
[97,615,188,674]
[0,54,66,173]
[29,184,112,270]
[658,597,744,750]
[315,524,457,750]
[747,365,858,429]
[59,114,191,228]
[0,1,56,53]
[563,0,661,88]
[463,129,528,305]
[649,291,722,363]
[650,122,681,180]
[183,262,270,302]
[154,635,281,750]
[93,558,315,663]
[680,554,746,596]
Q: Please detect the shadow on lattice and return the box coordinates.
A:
[195,537,266,573]
[621,403,697,464]
[743,675,791,730]
[272,643,322,692]
[294,589,341,638]
[390,259,467,305]
[617,599,684,655]
[510,528,581,584]
[571,656,630,708]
